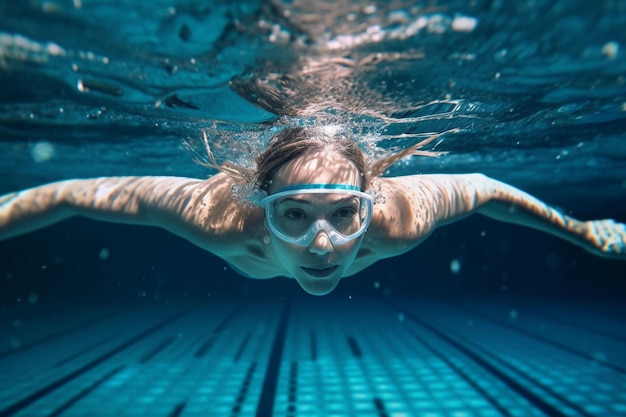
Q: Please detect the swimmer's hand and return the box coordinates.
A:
[584,219,626,259]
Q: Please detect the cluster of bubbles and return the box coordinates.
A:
[187,109,434,177]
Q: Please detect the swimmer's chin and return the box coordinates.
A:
[301,286,336,296]
[295,276,341,296]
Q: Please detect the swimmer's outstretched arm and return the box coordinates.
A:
[0,175,248,253]
[389,174,626,259]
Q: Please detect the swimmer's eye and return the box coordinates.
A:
[334,207,357,218]
[283,208,307,220]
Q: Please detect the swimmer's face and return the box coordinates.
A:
[267,148,364,296]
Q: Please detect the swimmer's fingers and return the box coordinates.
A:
[585,219,626,259]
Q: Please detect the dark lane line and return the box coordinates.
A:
[393,302,585,417]
[0,305,195,417]
[255,302,290,417]
[195,302,248,358]
[47,366,124,417]
[407,329,513,416]
[451,302,626,375]
[139,336,176,364]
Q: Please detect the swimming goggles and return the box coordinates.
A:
[261,184,373,246]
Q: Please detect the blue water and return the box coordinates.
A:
[1,2,626,416]
[1,0,626,208]
[0,0,624,295]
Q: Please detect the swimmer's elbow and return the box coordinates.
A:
[459,173,511,211]
[435,173,494,221]
[65,178,150,224]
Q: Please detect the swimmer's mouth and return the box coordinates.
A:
[301,266,339,278]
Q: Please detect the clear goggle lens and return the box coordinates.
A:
[261,184,373,246]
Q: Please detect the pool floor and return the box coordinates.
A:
[1,294,624,416]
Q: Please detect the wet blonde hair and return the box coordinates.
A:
[196,126,446,192]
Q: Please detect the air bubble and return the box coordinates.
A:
[363,5,377,14]
[450,259,461,274]
[99,248,110,260]
[451,15,478,32]
[31,141,55,163]
[601,41,619,59]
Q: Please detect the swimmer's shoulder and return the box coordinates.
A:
[365,173,492,249]
[358,175,435,260]
[154,173,266,255]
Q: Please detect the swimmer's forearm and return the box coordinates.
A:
[0,176,202,240]
[397,173,625,258]
[473,175,626,259]
[0,177,146,240]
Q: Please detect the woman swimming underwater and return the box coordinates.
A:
[1,127,625,295]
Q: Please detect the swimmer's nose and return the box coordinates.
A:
[308,231,333,255]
